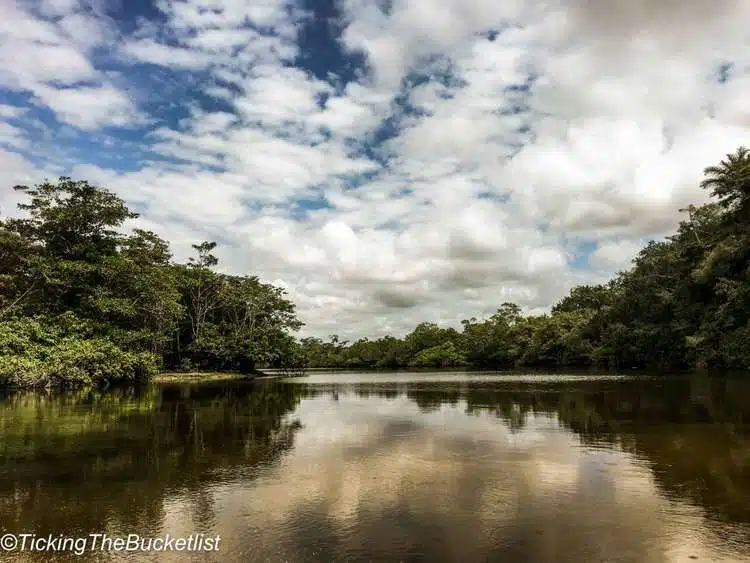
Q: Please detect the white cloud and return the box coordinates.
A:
[0,149,45,218]
[0,122,30,150]
[57,11,112,49]
[155,0,297,30]
[1,0,749,338]
[589,239,645,272]
[0,104,26,119]
[38,0,81,17]
[32,84,143,130]
[0,42,94,86]
[0,0,140,130]
[121,39,214,69]
[185,27,260,53]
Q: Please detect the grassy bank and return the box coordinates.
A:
[152,371,269,383]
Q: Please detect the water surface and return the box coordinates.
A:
[0,372,748,562]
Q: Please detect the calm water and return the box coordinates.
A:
[0,372,749,562]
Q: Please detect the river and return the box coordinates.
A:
[0,371,748,562]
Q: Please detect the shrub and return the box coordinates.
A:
[0,316,158,388]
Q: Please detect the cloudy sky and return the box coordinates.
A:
[0,0,749,338]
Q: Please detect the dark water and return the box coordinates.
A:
[0,372,749,562]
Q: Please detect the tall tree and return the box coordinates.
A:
[184,241,220,342]
[700,146,750,221]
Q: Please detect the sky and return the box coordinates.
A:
[0,0,749,339]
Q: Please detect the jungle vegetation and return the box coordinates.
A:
[299,147,750,373]
[0,178,303,388]
[0,146,748,386]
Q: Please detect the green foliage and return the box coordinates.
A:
[3,145,750,383]
[0,177,304,388]
[410,341,466,368]
[41,338,158,386]
[0,316,157,388]
[700,146,750,219]
[299,147,750,374]
[170,266,303,373]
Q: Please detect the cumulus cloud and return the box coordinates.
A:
[0,0,140,130]
[0,149,46,218]
[589,239,646,272]
[121,39,215,69]
[1,0,749,338]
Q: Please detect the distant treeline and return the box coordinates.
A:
[299,147,750,373]
[1,147,748,387]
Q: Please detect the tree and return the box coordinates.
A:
[296,147,750,373]
[1,178,304,387]
[552,285,611,314]
[410,341,466,368]
[0,219,40,318]
[184,241,220,342]
[216,275,302,371]
[403,322,449,358]
[3,178,138,318]
[10,177,136,260]
[104,229,183,354]
[700,146,750,220]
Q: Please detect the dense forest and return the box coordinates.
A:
[299,147,750,373]
[0,178,304,388]
[0,147,748,387]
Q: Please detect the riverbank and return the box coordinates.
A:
[0,366,300,391]
[152,370,270,383]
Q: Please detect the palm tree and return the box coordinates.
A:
[700,146,750,214]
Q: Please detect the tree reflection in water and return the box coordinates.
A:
[0,374,747,562]
[0,380,304,538]
[299,375,750,524]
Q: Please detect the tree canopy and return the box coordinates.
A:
[2,147,749,386]
[298,147,750,373]
[0,178,303,388]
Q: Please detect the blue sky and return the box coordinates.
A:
[1,0,749,337]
